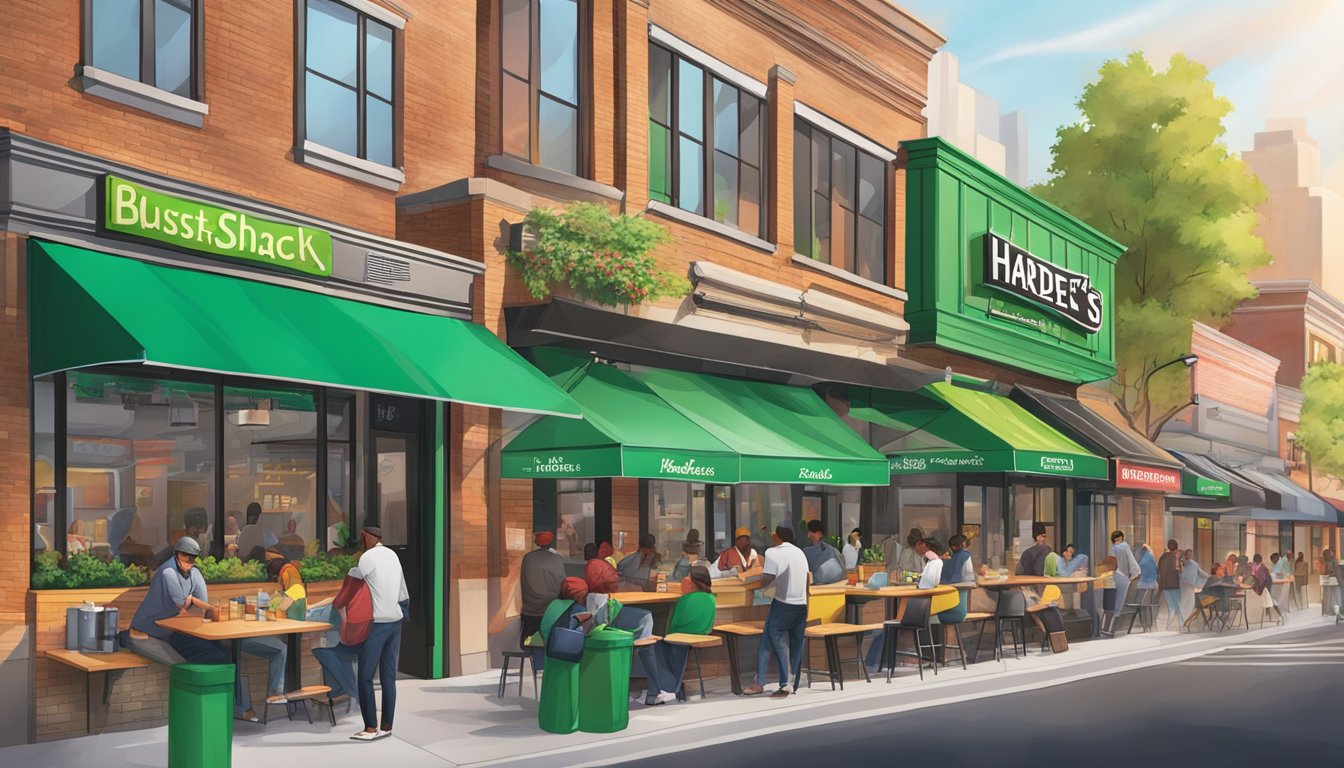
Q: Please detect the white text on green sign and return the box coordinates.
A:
[104,175,333,278]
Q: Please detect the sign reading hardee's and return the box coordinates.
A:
[983,233,1103,333]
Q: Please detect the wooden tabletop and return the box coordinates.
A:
[813,584,958,598]
[713,621,765,635]
[47,649,151,674]
[662,632,724,648]
[976,575,1101,587]
[607,591,682,605]
[157,616,331,641]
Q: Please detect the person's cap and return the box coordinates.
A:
[681,540,701,555]
[534,531,554,547]
[1032,522,1047,539]
[173,536,202,556]
[361,526,383,539]
[734,527,751,539]
[774,525,793,538]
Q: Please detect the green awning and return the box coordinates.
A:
[851,381,1109,480]
[1182,470,1231,497]
[500,348,740,481]
[629,368,890,486]
[28,240,580,417]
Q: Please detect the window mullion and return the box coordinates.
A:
[357,16,367,160]
[702,69,712,217]
[668,53,679,206]
[141,0,155,87]
[529,0,541,163]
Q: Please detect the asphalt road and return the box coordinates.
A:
[607,624,1344,767]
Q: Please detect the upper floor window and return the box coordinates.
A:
[501,0,584,176]
[1309,335,1336,365]
[648,43,766,238]
[84,0,201,99]
[794,117,887,284]
[301,0,397,166]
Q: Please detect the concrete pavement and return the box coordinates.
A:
[5,611,1337,768]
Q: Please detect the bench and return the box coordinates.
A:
[47,649,151,734]
[662,633,723,699]
[803,622,883,690]
[713,622,764,695]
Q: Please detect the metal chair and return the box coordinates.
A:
[991,590,1028,660]
[497,649,539,698]
[882,596,937,681]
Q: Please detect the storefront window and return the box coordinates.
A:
[1213,519,1243,561]
[646,481,703,568]
[32,377,57,558]
[556,479,593,563]
[224,386,317,562]
[736,484,792,553]
[963,484,1005,570]
[900,487,954,546]
[1172,516,1194,558]
[325,393,356,551]
[1011,484,1060,567]
[61,373,217,567]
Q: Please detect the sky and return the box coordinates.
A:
[897,0,1344,189]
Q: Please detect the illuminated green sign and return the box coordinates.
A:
[103,175,333,277]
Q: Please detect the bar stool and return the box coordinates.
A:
[882,596,936,681]
[991,590,1027,661]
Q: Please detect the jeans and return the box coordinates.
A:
[1162,589,1182,628]
[757,600,806,689]
[644,642,691,702]
[611,605,656,680]
[240,636,287,697]
[357,621,402,730]
[314,643,361,700]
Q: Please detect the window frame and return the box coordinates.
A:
[648,41,767,239]
[1309,334,1336,365]
[499,0,591,178]
[81,0,205,101]
[32,364,358,581]
[295,0,402,169]
[793,116,890,285]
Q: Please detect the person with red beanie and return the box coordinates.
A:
[519,531,565,664]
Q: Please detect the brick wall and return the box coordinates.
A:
[1192,322,1281,415]
[0,233,30,655]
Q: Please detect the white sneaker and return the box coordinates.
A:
[652,691,677,705]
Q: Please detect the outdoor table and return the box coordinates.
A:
[157,616,331,695]
[608,591,682,635]
[813,584,959,623]
[975,575,1103,647]
[1200,584,1251,632]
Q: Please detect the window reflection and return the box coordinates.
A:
[304,0,396,165]
[225,386,318,563]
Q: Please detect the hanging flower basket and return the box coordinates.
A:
[506,203,687,308]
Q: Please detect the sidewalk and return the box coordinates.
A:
[7,611,1336,768]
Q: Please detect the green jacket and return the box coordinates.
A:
[666,591,716,635]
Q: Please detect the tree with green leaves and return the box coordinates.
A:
[1033,53,1270,438]
[1297,362,1344,480]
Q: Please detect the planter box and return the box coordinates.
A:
[857,564,885,581]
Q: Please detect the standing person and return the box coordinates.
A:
[802,520,846,585]
[1293,551,1309,609]
[1158,539,1183,631]
[236,502,278,562]
[1321,549,1340,616]
[842,529,863,572]
[1017,523,1051,576]
[349,527,408,742]
[1249,553,1279,622]
[1178,549,1208,630]
[741,526,809,699]
[1103,531,1141,636]
[520,532,565,667]
[1270,552,1293,614]
[715,528,760,573]
[1135,543,1159,629]
[1223,553,1240,581]
[616,534,663,591]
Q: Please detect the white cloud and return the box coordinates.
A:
[977,5,1174,65]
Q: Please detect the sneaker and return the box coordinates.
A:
[349,730,379,741]
[376,729,392,740]
[266,694,288,705]
[741,684,764,696]
[652,691,677,705]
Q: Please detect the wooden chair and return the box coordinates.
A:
[261,685,332,725]
[803,621,883,690]
[662,633,723,700]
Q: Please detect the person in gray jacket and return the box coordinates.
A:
[1102,530,1141,636]
[518,531,565,663]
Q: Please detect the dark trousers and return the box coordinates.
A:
[167,631,253,714]
[357,622,402,730]
[645,642,690,701]
[758,600,807,688]
[314,643,360,700]
[520,613,545,669]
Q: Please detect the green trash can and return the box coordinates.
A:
[537,657,580,734]
[577,626,634,733]
[168,663,234,768]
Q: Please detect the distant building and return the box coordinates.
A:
[923,51,1029,186]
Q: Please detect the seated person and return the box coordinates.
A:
[1058,543,1089,576]
[108,507,156,568]
[671,539,704,581]
[278,518,306,562]
[129,537,287,722]
[236,502,278,562]
[616,535,662,591]
[584,543,620,595]
[801,520,846,585]
[715,528,760,573]
[1016,523,1051,576]
[159,506,211,564]
[639,566,716,706]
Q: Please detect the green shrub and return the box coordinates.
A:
[195,556,267,583]
[298,552,358,582]
[859,545,885,564]
[30,552,149,589]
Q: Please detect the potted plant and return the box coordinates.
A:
[506,202,686,309]
[857,546,885,581]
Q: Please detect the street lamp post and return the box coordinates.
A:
[1142,354,1199,441]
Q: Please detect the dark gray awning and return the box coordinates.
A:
[506,299,941,391]
[1009,386,1182,469]
[1168,451,1271,509]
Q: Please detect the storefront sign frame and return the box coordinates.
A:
[983,232,1103,333]
[1114,460,1181,492]
[102,175,334,278]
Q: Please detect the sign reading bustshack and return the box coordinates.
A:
[902,138,1125,384]
[103,175,334,278]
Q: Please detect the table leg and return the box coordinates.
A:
[285,632,302,692]
[721,634,742,695]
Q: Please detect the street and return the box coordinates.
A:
[607,624,1344,767]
